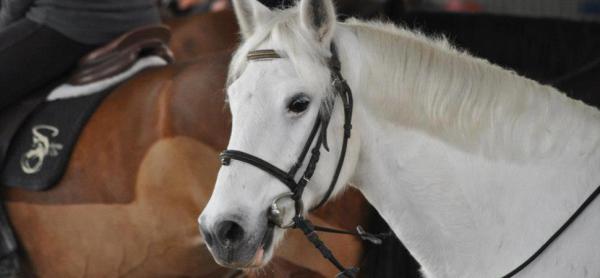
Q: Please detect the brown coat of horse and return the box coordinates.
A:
[2,10,371,278]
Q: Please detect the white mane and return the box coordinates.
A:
[229,9,600,160]
[344,19,600,160]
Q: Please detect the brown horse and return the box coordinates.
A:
[1,10,373,277]
[167,10,238,61]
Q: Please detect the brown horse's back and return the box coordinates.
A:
[3,55,234,277]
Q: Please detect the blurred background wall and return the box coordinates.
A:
[404,0,600,21]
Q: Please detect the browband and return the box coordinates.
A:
[247,49,281,61]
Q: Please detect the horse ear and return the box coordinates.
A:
[299,0,336,44]
[232,0,271,40]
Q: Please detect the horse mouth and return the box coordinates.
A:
[250,224,275,267]
[221,222,275,269]
[262,224,275,251]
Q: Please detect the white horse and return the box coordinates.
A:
[199,0,600,277]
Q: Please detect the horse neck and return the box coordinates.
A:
[337,23,600,277]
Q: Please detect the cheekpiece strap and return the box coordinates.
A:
[247,49,281,61]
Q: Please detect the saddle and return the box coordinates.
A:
[70,25,174,85]
[0,24,174,270]
[0,24,174,190]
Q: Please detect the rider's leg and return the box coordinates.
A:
[0,203,18,276]
[0,18,96,274]
[0,18,96,111]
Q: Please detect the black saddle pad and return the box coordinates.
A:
[0,87,112,190]
[0,54,169,191]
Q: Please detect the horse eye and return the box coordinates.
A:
[287,95,310,114]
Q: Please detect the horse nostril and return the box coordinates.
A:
[216,220,245,247]
[202,228,215,247]
[199,223,215,247]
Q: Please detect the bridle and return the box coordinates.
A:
[221,44,353,212]
[219,44,370,277]
[218,43,600,278]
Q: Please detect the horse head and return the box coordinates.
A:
[199,0,361,269]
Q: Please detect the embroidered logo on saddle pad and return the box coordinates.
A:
[20,125,64,175]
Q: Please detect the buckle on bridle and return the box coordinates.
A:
[268,192,303,229]
[220,155,231,166]
[331,77,344,92]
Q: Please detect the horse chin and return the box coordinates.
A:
[210,244,266,269]
[246,224,285,269]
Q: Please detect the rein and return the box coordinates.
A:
[502,183,600,277]
[219,44,379,278]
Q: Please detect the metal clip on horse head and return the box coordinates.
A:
[268,192,300,229]
[356,225,383,245]
[220,156,231,166]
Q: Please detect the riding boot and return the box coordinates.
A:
[0,202,19,277]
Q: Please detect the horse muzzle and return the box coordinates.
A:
[199,214,274,268]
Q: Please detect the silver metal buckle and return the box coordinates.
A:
[268,192,301,229]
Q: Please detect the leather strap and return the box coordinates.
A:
[502,182,600,277]
[313,45,354,209]
[294,216,359,278]
[220,116,324,197]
